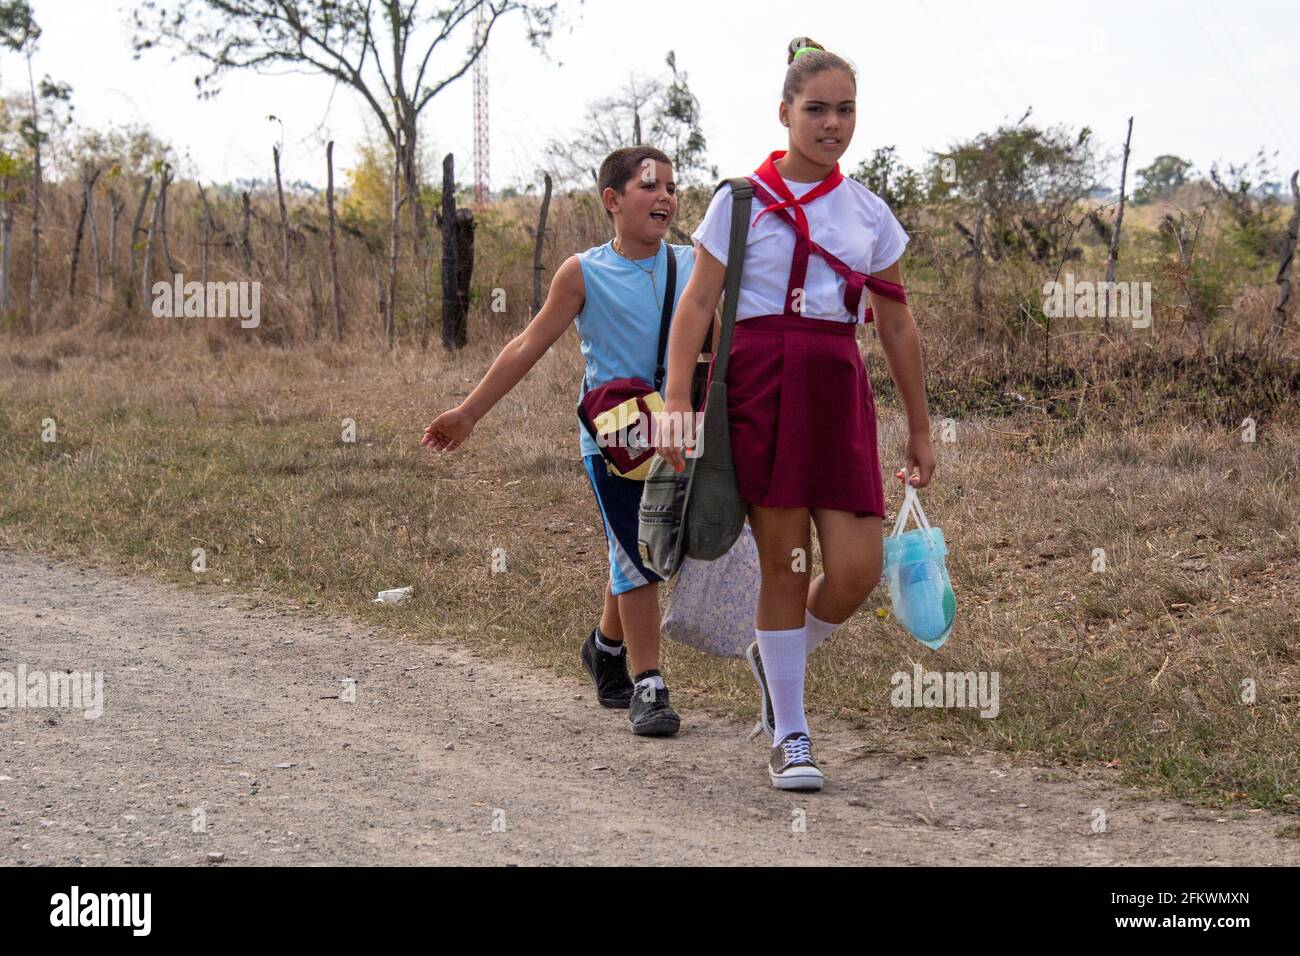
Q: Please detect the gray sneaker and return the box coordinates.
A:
[745,641,775,741]
[769,732,824,791]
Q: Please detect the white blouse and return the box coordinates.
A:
[691,174,908,322]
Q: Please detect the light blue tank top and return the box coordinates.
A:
[574,241,694,458]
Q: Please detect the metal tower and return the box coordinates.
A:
[472,5,490,209]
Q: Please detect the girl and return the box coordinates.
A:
[423,146,695,738]
[656,38,936,789]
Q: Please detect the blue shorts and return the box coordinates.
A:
[582,454,664,596]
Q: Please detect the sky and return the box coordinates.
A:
[10,0,1299,193]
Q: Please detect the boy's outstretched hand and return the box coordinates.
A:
[422,406,477,451]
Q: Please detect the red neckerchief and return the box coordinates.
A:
[752,150,844,231]
[748,149,907,322]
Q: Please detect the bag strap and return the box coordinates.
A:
[747,176,907,322]
[707,178,754,387]
[891,483,935,539]
[652,246,677,392]
[581,240,676,396]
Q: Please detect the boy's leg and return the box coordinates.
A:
[579,455,673,734]
[615,581,660,677]
[581,453,664,665]
[598,580,623,642]
[589,471,675,735]
[618,579,677,736]
[579,458,635,707]
[581,577,633,709]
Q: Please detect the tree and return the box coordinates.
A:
[0,1,71,331]
[1209,148,1284,259]
[544,73,658,188]
[0,97,28,314]
[0,1,38,329]
[60,124,170,183]
[61,125,172,303]
[62,126,172,298]
[545,50,716,188]
[1134,154,1192,205]
[132,0,563,341]
[930,121,1098,262]
[647,52,715,186]
[849,146,925,227]
[343,140,401,223]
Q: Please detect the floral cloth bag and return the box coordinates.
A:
[660,522,760,658]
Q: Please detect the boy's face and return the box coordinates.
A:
[780,69,856,166]
[604,159,677,240]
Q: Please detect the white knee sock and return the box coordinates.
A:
[755,626,809,742]
[805,608,842,655]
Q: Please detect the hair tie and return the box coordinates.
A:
[792,45,820,60]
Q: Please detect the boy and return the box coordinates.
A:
[423,146,695,736]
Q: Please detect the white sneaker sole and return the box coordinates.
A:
[744,642,774,742]
[769,765,825,791]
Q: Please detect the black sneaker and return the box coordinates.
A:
[769,732,824,791]
[580,629,633,708]
[744,640,775,742]
[629,678,681,737]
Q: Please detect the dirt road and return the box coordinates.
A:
[1,549,1293,866]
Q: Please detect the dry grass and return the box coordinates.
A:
[6,146,1296,815]
[2,318,1297,815]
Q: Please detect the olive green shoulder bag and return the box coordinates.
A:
[637,177,753,578]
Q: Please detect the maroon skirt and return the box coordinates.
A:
[724,313,884,518]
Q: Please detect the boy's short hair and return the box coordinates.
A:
[597,146,672,220]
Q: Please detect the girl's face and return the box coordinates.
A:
[605,159,677,240]
[780,69,857,167]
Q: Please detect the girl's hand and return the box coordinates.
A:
[422,406,477,451]
[653,397,696,473]
[899,431,936,488]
